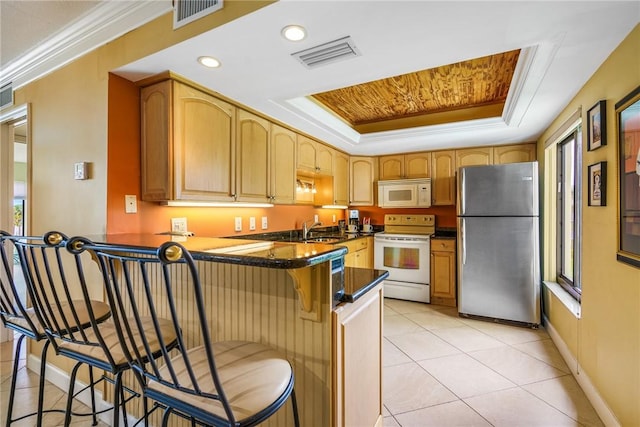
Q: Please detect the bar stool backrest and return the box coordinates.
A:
[0,231,41,337]
[12,232,114,367]
[68,237,238,423]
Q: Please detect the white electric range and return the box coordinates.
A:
[374,214,435,303]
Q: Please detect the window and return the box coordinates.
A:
[556,130,582,300]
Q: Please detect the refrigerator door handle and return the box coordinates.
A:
[461,220,466,265]
[459,170,465,213]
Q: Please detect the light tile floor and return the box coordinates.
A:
[0,338,110,427]
[1,299,604,426]
[382,299,603,427]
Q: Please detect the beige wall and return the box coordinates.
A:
[538,24,640,426]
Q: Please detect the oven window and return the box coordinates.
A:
[383,247,420,269]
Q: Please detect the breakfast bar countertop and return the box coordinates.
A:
[87,233,347,269]
[340,267,389,303]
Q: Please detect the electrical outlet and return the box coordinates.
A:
[234,217,242,232]
[261,216,268,230]
[332,214,336,223]
[125,195,137,214]
[314,214,319,223]
[171,217,187,233]
[249,217,256,231]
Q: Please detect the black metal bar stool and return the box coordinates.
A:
[1,230,111,426]
[68,236,300,427]
[12,231,182,427]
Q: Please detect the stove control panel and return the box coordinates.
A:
[383,214,435,235]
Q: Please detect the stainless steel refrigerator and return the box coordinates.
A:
[457,161,540,327]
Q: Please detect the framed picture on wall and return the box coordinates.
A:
[587,100,607,151]
[588,162,606,206]
[616,85,640,268]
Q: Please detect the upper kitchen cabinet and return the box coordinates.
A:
[431,150,456,205]
[379,152,432,180]
[455,147,493,169]
[350,156,377,206]
[141,79,236,202]
[235,109,270,203]
[270,124,297,204]
[333,151,350,206]
[237,112,298,205]
[493,143,536,164]
[297,135,333,175]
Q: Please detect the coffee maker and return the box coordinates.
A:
[348,209,360,233]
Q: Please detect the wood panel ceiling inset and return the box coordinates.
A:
[311,49,521,134]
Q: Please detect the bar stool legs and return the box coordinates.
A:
[5,336,51,427]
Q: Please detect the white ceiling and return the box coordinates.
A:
[2,1,639,155]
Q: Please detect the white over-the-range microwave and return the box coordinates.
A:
[377,178,432,208]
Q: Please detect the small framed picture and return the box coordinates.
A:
[588,161,606,207]
[587,100,607,151]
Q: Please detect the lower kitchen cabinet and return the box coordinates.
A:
[340,237,373,268]
[430,238,457,307]
[332,282,383,427]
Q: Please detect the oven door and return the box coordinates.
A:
[374,234,430,284]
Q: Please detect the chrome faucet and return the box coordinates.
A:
[302,220,322,240]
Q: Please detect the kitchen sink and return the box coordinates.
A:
[305,237,342,244]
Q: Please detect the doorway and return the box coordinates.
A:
[0,104,29,342]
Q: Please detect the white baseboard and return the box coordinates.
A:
[543,315,620,427]
[27,354,140,426]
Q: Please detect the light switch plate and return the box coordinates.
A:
[125,195,137,213]
[314,214,319,223]
[234,217,242,232]
[74,162,88,180]
[249,217,256,231]
[261,216,268,230]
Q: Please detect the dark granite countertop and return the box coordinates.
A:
[229,227,380,245]
[434,227,457,239]
[86,234,347,269]
[339,267,389,303]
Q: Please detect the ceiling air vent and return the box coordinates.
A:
[173,0,223,29]
[292,36,361,69]
[0,83,13,109]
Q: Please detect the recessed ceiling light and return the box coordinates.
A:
[282,25,306,42]
[198,56,221,68]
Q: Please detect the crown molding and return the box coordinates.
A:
[0,0,172,90]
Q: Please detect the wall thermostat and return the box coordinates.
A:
[74,162,88,180]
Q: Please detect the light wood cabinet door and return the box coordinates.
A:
[332,283,383,427]
[430,239,456,307]
[405,152,432,178]
[141,80,236,202]
[141,80,172,201]
[175,83,236,201]
[333,151,350,206]
[431,150,456,205]
[341,238,372,268]
[349,157,377,206]
[317,143,334,175]
[270,124,297,204]
[236,109,270,203]
[379,155,404,180]
[455,147,493,169]
[493,143,536,164]
[297,135,317,173]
